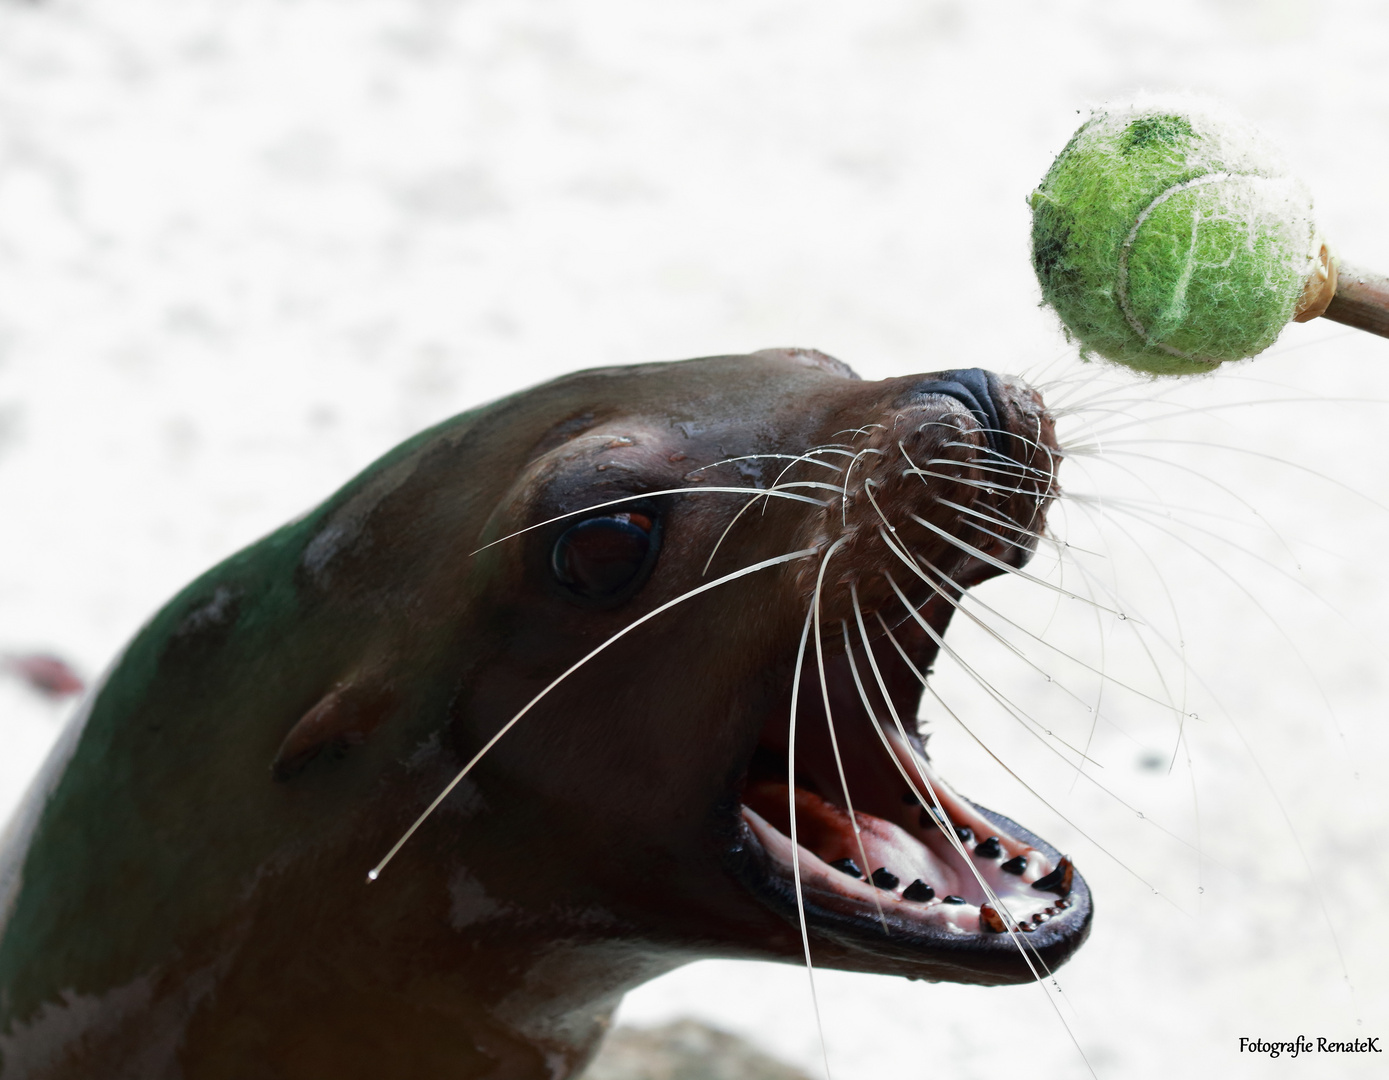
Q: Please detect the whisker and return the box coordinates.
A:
[701,479,847,575]
[872,612,1184,915]
[1061,393,1389,443]
[367,546,820,881]
[904,427,1195,788]
[1017,347,1093,394]
[1087,500,1346,744]
[757,444,864,520]
[926,553,1190,740]
[470,486,828,555]
[1061,446,1304,574]
[899,441,1053,542]
[831,424,887,439]
[858,475,1208,863]
[930,450,1055,485]
[903,468,1033,499]
[687,452,845,475]
[850,598,1098,1079]
[1092,498,1387,680]
[875,552,1098,761]
[810,538,887,930]
[995,491,1194,717]
[932,497,1061,555]
[869,532,1097,718]
[939,433,1058,476]
[841,447,886,527]
[907,513,1126,616]
[1065,439,1389,516]
[1044,502,1194,776]
[787,602,835,1080]
[882,572,1200,854]
[698,441,872,576]
[1042,369,1188,417]
[842,599,1057,971]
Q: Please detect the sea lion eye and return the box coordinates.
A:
[550,510,659,602]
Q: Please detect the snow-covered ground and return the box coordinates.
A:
[1,1,1387,1077]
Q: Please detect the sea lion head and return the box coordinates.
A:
[286,347,1089,982]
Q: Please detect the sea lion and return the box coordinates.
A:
[0,347,1091,1080]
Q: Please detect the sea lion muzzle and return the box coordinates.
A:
[0,347,1090,1078]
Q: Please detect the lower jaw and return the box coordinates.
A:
[721,796,1094,983]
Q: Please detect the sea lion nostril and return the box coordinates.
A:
[912,367,1007,455]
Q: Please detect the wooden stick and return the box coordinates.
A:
[1322,262,1389,339]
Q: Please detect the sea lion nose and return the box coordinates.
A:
[911,368,1005,455]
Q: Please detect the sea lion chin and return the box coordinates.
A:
[0,347,1090,1080]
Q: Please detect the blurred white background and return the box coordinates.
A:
[1,1,1387,1077]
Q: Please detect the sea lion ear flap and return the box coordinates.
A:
[271,680,396,782]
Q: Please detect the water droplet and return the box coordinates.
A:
[1044,674,1052,683]
[1197,886,1204,894]
[1117,612,1128,621]
[1136,811,1144,819]
[367,869,379,882]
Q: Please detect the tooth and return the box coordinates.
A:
[1032,913,1046,924]
[870,867,900,891]
[973,836,1002,859]
[1000,855,1028,875]
[942,895,966,905]
[828,858,863,879]
[955,826,974,844]
[1030,855,1074,897]
[902,879,935,902]
[979,904,1007,933]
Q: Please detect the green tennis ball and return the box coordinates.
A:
[1030,100,1319,375]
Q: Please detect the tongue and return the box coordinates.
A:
[744,781,960,895]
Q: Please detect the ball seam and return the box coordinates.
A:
[1114,171,1259,363]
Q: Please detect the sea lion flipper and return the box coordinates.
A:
[271,681,395,782]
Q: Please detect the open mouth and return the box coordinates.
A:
[719,373,1091,983]
[724,621,1092,981]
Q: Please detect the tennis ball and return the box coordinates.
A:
[1030,100,1320,375]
